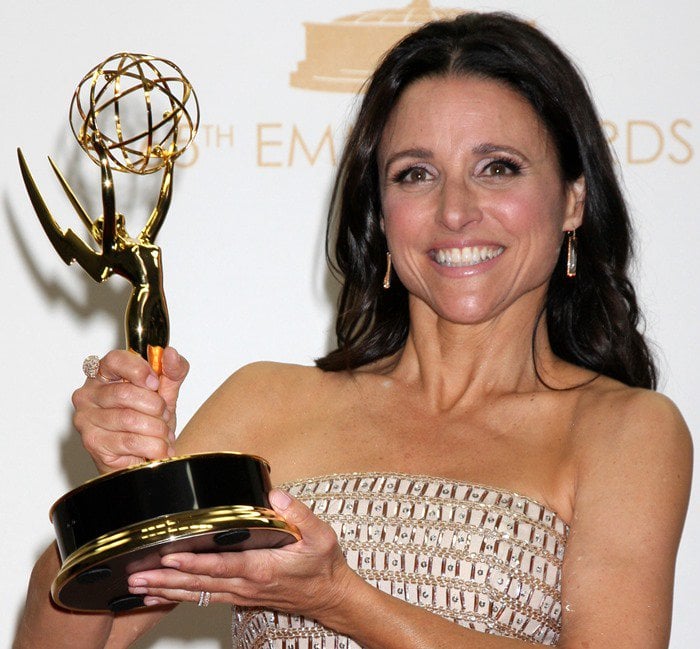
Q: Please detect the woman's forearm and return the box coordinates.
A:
[13,544,114,649]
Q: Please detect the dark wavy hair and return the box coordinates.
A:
[315,12,657,389]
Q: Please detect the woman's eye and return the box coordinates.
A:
[392,166,433,184]
[483,159,522,177]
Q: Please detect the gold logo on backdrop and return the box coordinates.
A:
[291,0,464,93]
[604,119,693,165]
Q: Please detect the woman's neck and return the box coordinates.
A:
[386,295,560,410]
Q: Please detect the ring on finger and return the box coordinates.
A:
[82,355,101,379]
[82,355,122,383]
[197,591,211,608]
[96,368,123,384]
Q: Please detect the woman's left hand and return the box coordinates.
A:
[127,490,357,620]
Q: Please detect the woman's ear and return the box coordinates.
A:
[563,176,586,231]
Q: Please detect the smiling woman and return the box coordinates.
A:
[14,11,691,649]
[377,76,584,328]
[319,13,655,389]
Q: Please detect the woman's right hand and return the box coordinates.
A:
[72,346,189,474]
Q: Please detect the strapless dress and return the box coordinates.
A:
[232,472,569,647]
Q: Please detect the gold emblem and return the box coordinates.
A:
[291,0,464,93]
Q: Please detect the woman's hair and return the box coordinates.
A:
[315,11,657,389]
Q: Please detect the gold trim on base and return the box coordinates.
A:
[52,504,300,612]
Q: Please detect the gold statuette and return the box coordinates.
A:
[18,52,199,373]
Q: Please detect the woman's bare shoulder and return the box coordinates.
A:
[572,378,692,503]
[220,360,345,400]
[174,361,344,456]
[576,378,691,449]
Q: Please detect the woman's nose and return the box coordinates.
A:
[437,178,482,230]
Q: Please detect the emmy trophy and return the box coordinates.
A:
[18,53,299,613]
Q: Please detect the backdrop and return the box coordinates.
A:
[3,1,697,647]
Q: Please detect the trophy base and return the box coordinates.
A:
[52,505,298,612]
[49,452,300,612]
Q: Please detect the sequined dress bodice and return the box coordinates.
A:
[232,473,569,647]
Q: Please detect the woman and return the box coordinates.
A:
[15,12,691,649]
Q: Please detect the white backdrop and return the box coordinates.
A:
[2,1,697,647]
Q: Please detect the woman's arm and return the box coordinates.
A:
[556,391,692,647]
[13,544,173,649]
[13,347,189,648]
[14,544,113,649]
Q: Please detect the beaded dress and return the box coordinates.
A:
[232,473,569,648]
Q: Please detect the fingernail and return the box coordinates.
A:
[161,556,180,569]
[143,597,162,606]
[129,577,147,586]
[269,489,292,511]
[146,374,160,390]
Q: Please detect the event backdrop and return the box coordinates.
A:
[2,1,697,647]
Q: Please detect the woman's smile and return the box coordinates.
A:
[431,244,505,268]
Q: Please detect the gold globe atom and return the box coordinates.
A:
[70,52,199,174]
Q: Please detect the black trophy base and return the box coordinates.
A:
[49,452,300,612]
[52,506,297,612]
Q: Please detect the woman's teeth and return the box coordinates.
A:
[434,246,504,267]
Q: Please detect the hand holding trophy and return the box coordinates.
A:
[18,53,299,613]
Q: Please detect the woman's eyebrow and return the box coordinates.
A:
[473,142,528,160]
[382,147,433,173]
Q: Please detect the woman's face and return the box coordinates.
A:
[377,75,584,326]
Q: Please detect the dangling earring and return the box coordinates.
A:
[565,230,577,278]
[383,252,392,289]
